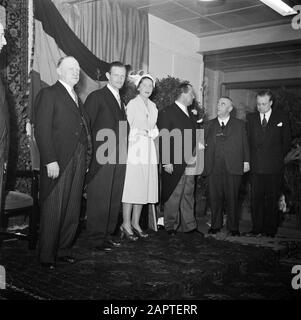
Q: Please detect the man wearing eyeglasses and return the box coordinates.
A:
[204,97,250,237]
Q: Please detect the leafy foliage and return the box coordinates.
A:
[152,76,183,111]
[273,88,301,140]
[272,88,301,227]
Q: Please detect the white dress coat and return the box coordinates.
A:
[122,95,158,204]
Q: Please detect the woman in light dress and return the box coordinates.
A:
[121,74,158,240]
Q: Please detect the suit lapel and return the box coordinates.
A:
[104,86,126,121]
[213,118,219,146]
[262,109,279,142]
[174,103,190,120]
[253,112,264,145]
[266,109,277,129]
[55,81,80,116]
[173,103,194,129]
[225,116,233,137]
[188,108,197,130]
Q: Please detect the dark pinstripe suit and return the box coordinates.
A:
[35,82,91,263]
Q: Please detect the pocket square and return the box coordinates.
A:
[277,122,283,127]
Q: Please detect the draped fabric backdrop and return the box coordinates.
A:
[53,0,149,72]
[0,0,30,192]
[30,0,149,120]
[29,0,149,169]
[30,0,110,122]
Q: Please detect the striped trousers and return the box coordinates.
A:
[39,143,86,263]
[164,174,197,232]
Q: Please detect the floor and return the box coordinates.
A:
[0,214,300,300]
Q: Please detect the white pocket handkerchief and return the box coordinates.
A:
[277,122,283,127]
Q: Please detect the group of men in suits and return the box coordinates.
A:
[33,54,291,269]
[203,92,291,238]
[157,87,291,239]
[34,59,128,269]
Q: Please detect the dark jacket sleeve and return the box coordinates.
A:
[157,108,173,165]
[282,113,291,156]
[34,88,57,166]
[84,91,101,129]
[242,120,250,163]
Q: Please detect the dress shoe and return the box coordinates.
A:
[41,262,55,270]
[132,226,149,238]
[263,233,275,238]
[106,239,122,247]
[58,256,76,264]
[228,231,240,237]
[95,244,113,252]
[167,229,176,236]
[245,230,261,237]
[208,228,221,235]
[120,225,138,241]
[185,229,204,237]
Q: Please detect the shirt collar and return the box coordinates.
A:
[217,115,230,126]
[107,83,120,99]
[260,108,272,121]
[59,79,74,96]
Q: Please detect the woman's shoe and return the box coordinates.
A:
[120,225,138,241]
[132,226,149,238]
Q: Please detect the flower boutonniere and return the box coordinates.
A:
[191,109,198,116]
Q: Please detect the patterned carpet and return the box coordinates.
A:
[0,229,299,300]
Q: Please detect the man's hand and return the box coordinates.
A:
[163,164,173,174]
[46,161,60,179]
[243,162,250,173]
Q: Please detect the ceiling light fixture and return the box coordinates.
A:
[260,0,297,16]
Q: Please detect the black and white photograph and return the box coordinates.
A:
[0,0,300,309]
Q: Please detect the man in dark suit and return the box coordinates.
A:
[157,82,201,236]
[0,21,9,220]
[84,61,128,250]
[35,56,91,269]
[247,90,291,238]
[204,97,250,236]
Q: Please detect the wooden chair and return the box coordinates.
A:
[0,131,40,250]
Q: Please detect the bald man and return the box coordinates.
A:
[0,22,9,227]
[204,97,250,236]
[34,56,91,269]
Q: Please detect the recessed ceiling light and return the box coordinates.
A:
[260,0,297,16]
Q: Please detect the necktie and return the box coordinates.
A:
[71,89,78,106]
[221,121,225,130]
[262,114,267,128]
[116,93,121,107]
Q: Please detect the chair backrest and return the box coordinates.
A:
[29,124,40,171]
